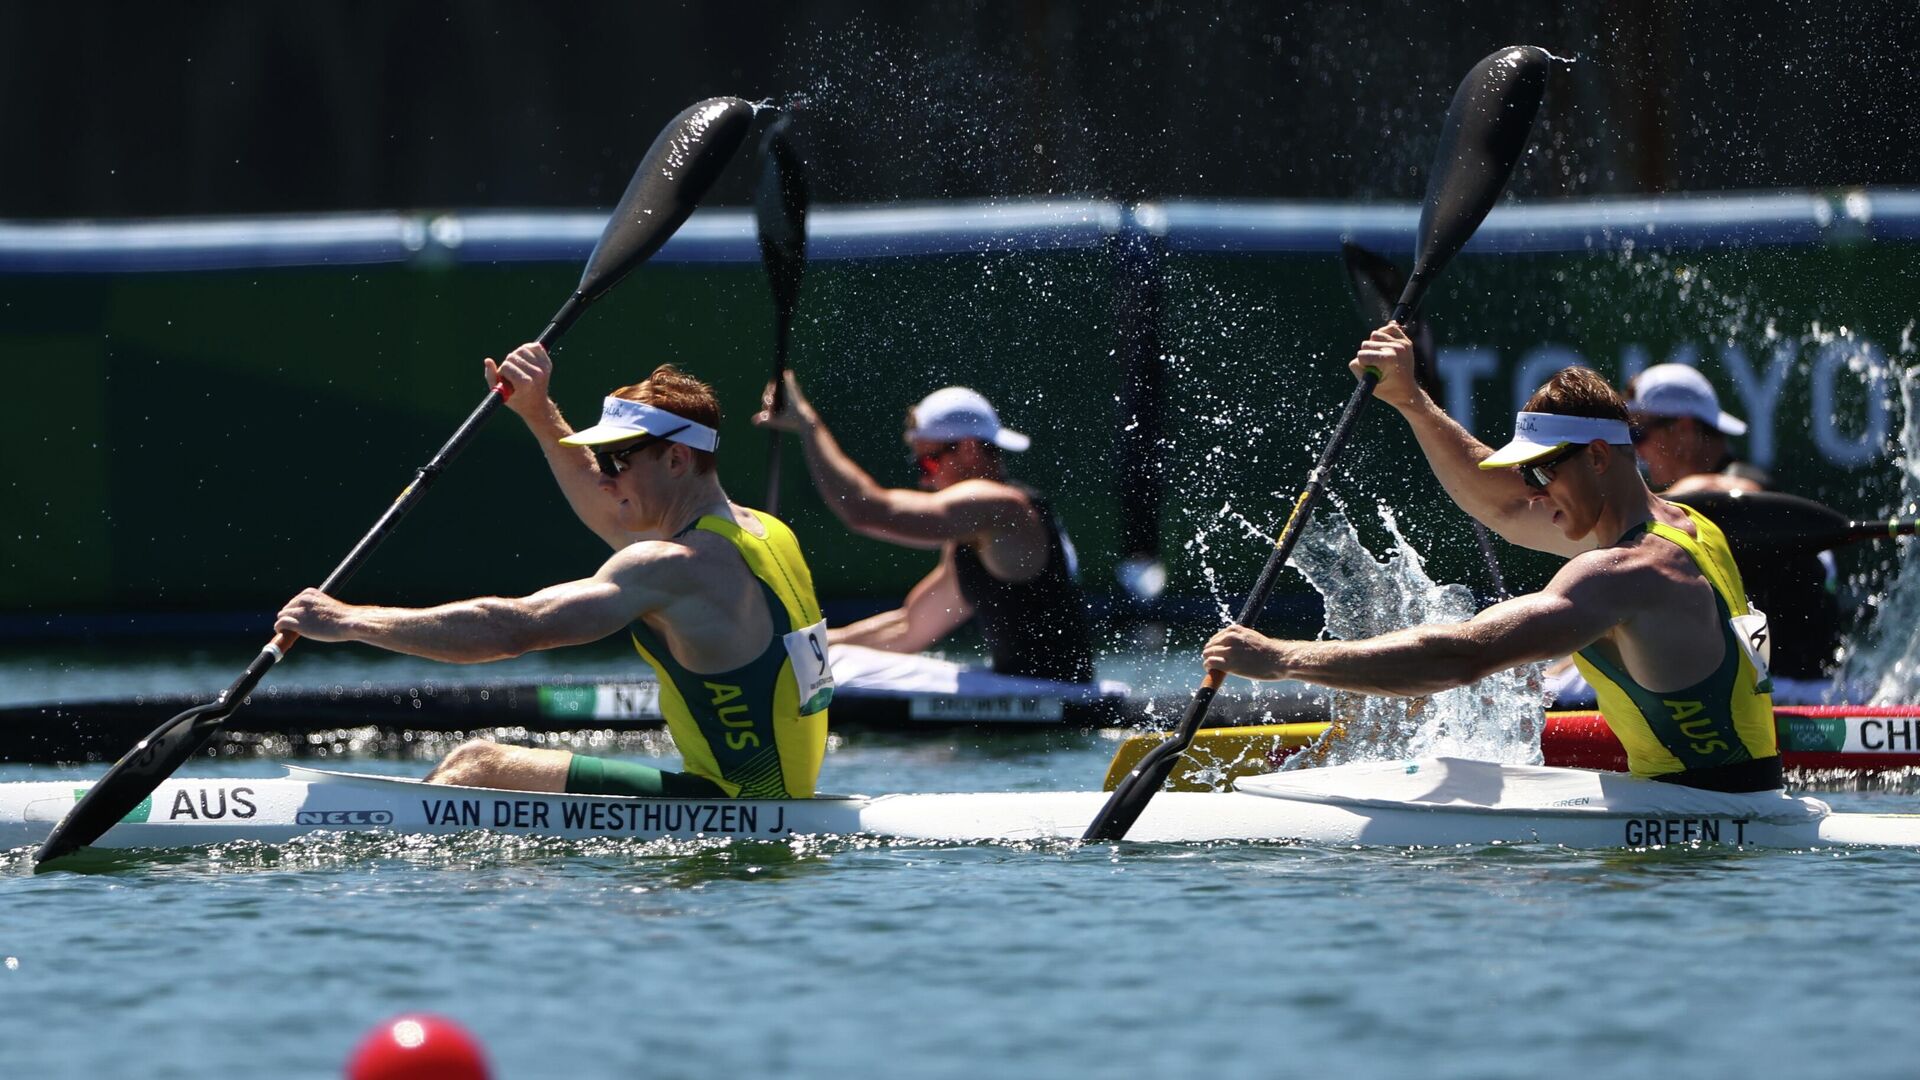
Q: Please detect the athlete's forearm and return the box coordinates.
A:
[1273,626,1494,697]
[829,608,935,653]
[334,598,546,664]
[795,419,896,534]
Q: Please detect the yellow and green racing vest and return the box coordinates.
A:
[1571,505,1777,782]
[629,510,832,798]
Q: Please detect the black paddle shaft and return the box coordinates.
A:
[35,98,756,868]
[756,115,810,513]
[1082,45,1552,843]
[1670,490,1920,553]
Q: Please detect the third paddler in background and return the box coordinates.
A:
[1625,363,1769,495]
[1202,323,1782,793]
[755,371,1096,684]
[1625,363,1840,684]
[275,348,832,800]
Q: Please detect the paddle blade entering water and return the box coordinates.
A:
[578,97,755,302]
[35,701,225,866]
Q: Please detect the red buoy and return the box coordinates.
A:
[346,1013,492,1080]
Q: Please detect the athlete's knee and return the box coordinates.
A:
[427,739,511,787]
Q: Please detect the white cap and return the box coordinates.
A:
[1479,411,1634,469]
[1627,364,1747,436]
[905,387,1030,452]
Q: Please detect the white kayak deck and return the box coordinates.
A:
[9,758,1920,852]
[827,643,1129,702]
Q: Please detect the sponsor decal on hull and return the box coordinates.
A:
[296,810,396,826]
[79,789,154,825]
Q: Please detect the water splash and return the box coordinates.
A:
[1833,363,1920,702]
[1283,502,1546,767]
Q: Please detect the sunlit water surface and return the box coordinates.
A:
[5,737,1920,1080]
[8,625,1920,1080]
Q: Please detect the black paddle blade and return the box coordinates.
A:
[1668,490,1853,553]
[1083,679,1223,841]
[35,701,229,865]
[1341,241,1438,395]
[578,97,755,301]
[755,114,810,317]
[1400,45,1551,317]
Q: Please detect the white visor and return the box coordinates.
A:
[1479,411,1633,470]
[558,397,720,452]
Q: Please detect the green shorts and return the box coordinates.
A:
[565,754,730,799]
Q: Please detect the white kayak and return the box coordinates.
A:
[7,758,1920,852]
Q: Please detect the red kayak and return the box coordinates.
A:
[1545,706,1920,772]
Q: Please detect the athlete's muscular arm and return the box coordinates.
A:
[829,554,974,653]
[274,543,677,662]
[1203,552,1642,696]
[754,371,1031,547]
[828,479,1035,548]
[1355,325,1592,558]
[487,343,631,551]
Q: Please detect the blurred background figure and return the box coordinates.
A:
[1625,363,1770,494]
[346,1013,492,1080]
[758,374,1096,684]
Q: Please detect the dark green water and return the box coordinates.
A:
[5,644,1920,1079]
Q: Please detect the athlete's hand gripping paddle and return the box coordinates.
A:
[1085,46,1553,842]
[36,99,756,868]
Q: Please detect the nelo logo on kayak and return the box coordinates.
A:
[296,810,395,826]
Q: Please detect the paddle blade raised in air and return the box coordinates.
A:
[1400,45,1551,315]
[578,97,756,301]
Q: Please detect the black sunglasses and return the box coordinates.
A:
[594,425,689,477]
[1518,444,1584,490]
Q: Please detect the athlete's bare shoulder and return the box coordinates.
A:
[1553,528,1673,598]
[721,500,771,540]
[601,535,702,580]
